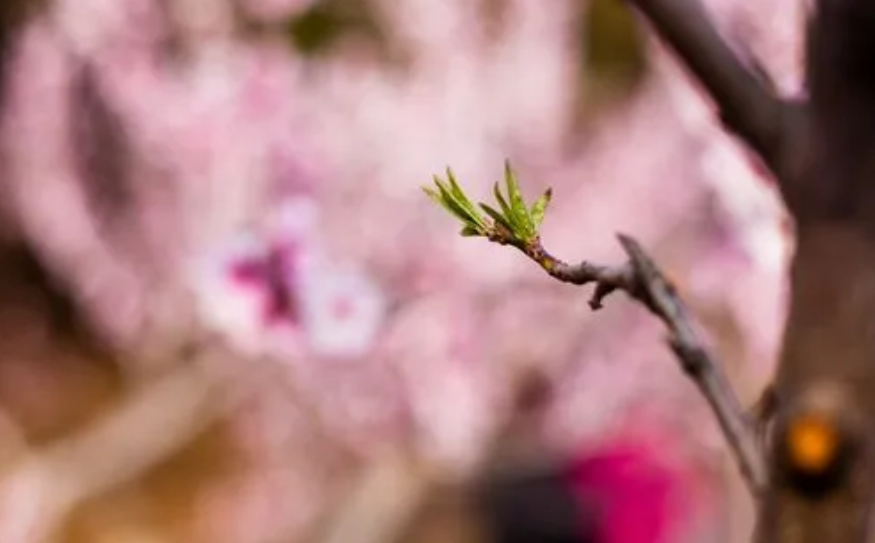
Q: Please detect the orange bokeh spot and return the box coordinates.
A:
[786,414,839,473]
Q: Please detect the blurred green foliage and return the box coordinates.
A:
[571,0,650,129]
[583,0,647,86]
[285,0,385,56]
[284,0,649,94]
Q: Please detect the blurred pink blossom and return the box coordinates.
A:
[0,0,806,540]
[566,418,720,543]
[191,195,386,359]
[300,263,387,358]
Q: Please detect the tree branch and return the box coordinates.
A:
[623,0,791,170]
[617,235,768,496]
[499,231,769,496]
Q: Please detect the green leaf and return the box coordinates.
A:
[529,188,553,230]
[479,202,514,234]
[430,171,489,230]
[433,178,473,222]
[503,162,526,216]
[460,225,483,237]
[446,168,468,202]
[503,161,534,238]
[446,169,488,229]
[423,185,464,220]
[437,178,487,230]
[422,185,441,203]
[493,182,513,220]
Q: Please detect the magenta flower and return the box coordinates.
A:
[189,197,321,355]
[478,420,718,543]
[191,195,386,359]
[563,427,716,543]
[230,243,303,326]
[566,447,675,543]
[224,237,387,358]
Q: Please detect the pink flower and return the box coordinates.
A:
[191,195,386,360]
[299,263,386,358]
[190,197,320,354]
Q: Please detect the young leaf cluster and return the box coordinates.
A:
[423,162,552,246]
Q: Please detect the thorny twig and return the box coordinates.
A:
[493,227,769,496]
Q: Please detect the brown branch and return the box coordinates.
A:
[501,231,768,497]
[617,235,768,496]
[623,0,793,170]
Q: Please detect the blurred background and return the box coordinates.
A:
[0,0,805,542]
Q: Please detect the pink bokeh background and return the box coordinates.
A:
[0,0,807,542]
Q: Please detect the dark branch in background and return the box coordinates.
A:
[623,0,794,172]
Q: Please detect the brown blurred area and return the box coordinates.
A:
[0,3,266,541]
[0,238,237,543]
